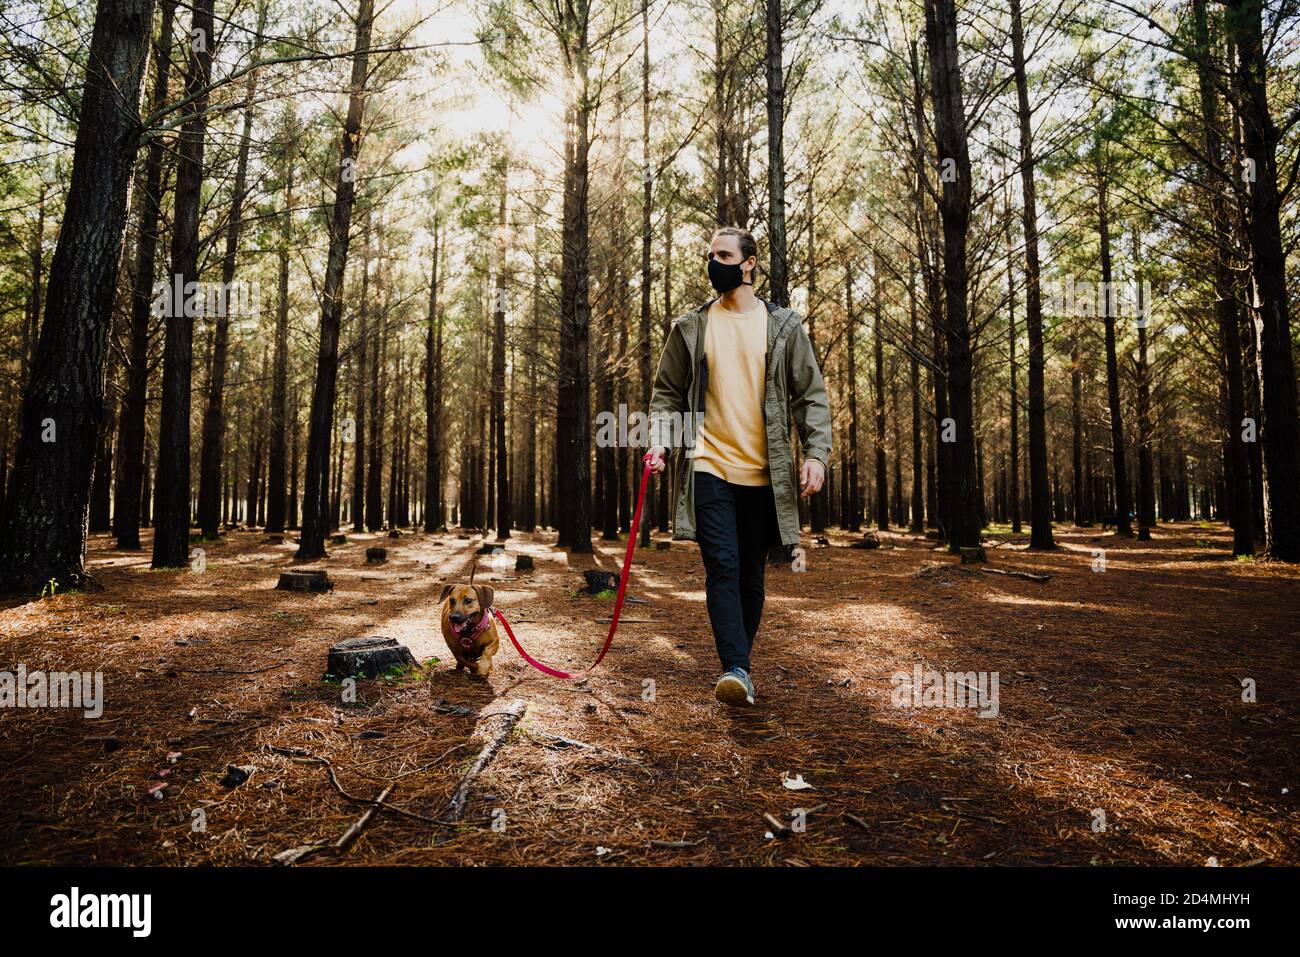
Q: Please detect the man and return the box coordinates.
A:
[647,226,832,707]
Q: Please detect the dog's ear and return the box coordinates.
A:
[474,584,494,609]
[439,583,454,604]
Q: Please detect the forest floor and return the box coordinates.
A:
[1,519,1297,866]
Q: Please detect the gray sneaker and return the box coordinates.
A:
[715,667,755,706]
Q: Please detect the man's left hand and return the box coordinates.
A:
[800,458,826,498]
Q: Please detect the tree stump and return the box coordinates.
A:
[850,532,881,550]
[331,534,348,545]
[515,555,534,572]
[654,541,671,551]
[959,546,987,564]
[266,534,284,544]
[276,569,333,593]
[326,636,416,680]
[365,547,387,565]
[582,570,619,593]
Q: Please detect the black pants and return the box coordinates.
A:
[693,470,781,673]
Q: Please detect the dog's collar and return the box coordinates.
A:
[451,608,494,650]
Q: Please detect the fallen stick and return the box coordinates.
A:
[440,700,527,824]
[979,566,1050,582]
[964,814,1010,826]
[650,838,705,849]
[335,783,395,854]
[281,752,442,824]
[844,812,870,832]
[593,617,655,624]
[764,812,792,838]
[273,841,327,866]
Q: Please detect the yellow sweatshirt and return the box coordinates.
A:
[691,298,770,486]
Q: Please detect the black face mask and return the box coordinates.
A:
[708,256,751,294]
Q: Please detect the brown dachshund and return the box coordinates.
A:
[439,584,499,677]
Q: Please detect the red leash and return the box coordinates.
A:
[491,452,655,680]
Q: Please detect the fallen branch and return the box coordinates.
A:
[273,841,327,865]
[268,747,442,824]
[335,783,395,854]
[844,812,870,832]
[440,700,527,824]
[980,567,1050,583]
[764,812,792,838]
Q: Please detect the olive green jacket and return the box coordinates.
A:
[648,296,833,547]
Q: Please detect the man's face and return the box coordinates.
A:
[708,236,754,283]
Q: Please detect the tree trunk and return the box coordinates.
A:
[152,0,215,567]
[0,0,158,591]
[424,218,442,532]
[845,263,861,532]
[806,179,826,536]
[1227,0,1300,560]
[556,0,593,553]
[657,201,673,533]
[872,257,888,531]
[89,386,116,533]
[924,0,980,550]
[1095,168,1132,536]
[493,162,511,541]
[387,350,401,528]
[1134,245,1156,540]
[367,256,387,530]
[910,39,949,542]
[1190,0,1251,553]
[908,263,924,532]
[1071,328,1086,525]
[1004,204,1021,535]
[297,0,375,560]
[891,359,903,527]
[114,0,174,551]
[1009,0,1054,549]
[266,111,295,534]
[352,211,372,531]
[195,0,265,540]
[433,230,446,528]
[636,7,654,544]
[765,0,788,306]
[288,384,299,528]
